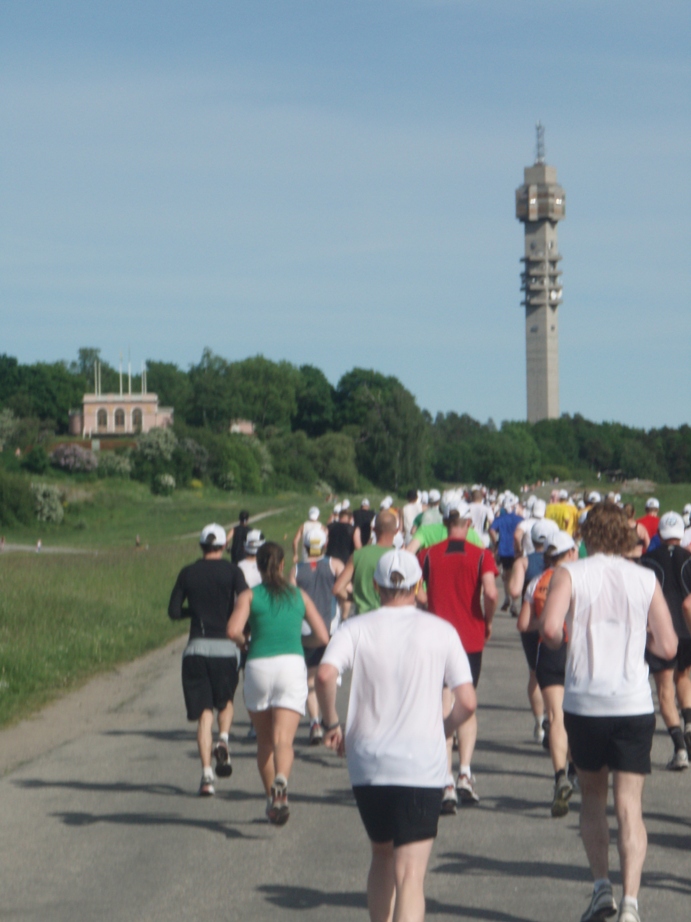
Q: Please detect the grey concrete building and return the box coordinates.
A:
[515,124,565,423]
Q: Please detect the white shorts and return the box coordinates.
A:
[243,654,308,715]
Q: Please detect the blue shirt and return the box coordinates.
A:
[492,512,523,557]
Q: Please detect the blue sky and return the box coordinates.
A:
[1,1,689,428]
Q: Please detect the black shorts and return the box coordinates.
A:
[520,631,540,671]
[677,638,691,672]
[182,655,239,721]
[352,785,443,848]
[467,651,482,688]
[304,645,327,669]
[535,643,566,689]
[645,647,676,674]
[500,556,515,574]
[564,711,656,775]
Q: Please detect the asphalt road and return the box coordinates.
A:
[1,610,690,922]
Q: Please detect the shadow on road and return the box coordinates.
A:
[433,850,591,884]
[50,810,260,839]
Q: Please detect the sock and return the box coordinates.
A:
[668,725,685,751]
[310,717,320,727]
[682,708,691,725]
[535,714,544,726]
[202,767,214,780]
[555,768,566,784]
[621,896,638,910]
[460,764,471,777]
[593,879,610,894]
[219,732,229,744]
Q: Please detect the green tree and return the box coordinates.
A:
[293,365,335,436]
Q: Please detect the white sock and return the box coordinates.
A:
[622,896,638,910]
[535,714,544,726]
[460,764,471,777]
[202,767,214,781]
[219,732,229,744]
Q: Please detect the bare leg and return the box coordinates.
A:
[368,841,396,922]
[654,669,679,728]
[272,707,302,782]
[674,666,691,710]
[197,709,214,770]
[306,665,320,722]
[528,670,543,720]
[578,767,610,880]
[217,700,234,736]
[393,838,435,922]
[613,771,647,900]
[458,714,477,771]
[542,685,567,774]
[250,709,275,795]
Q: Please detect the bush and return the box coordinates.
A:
[136,427,178,462]
[32,483,64,523]
[152,473,176,496]
[22,445,50,474]
[0,470,35,526]
[217,470,238,491]
[97,451,132,478]
[51,444,98,473]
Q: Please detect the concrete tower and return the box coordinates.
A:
[515,123,565,423]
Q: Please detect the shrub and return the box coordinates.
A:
[32,483,64,523]
[217,470,238,491]
[0,470,35,526]
[22,446,50,474]
[152,473,176,496]
[97,452,132,478]
[136,428,178,462]
[51,444,98,473]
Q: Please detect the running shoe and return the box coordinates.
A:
[440,784,458,816]
[568,766,580,793]
[267,774,290,825]
[533,720,545,745]
[213,740,233,778]
[542,718,551,751]
[550,775,573,818]
[666,749,689,771]
[580,883,617,922]
[309,722,324,746]
[456,773,480,805]
[198,774,215,797]
[500,600,510,612]
[617,905,641,922]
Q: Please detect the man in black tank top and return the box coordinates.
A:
[327,509,355,564]
[228,511,250,564]
[353,500,375,547]
[640,511,691,770]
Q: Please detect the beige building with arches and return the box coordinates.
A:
[70,393,173,437]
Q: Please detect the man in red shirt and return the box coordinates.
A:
[418,492,498,811]
[637,497,660,540]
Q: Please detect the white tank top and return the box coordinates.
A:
[562,554,656,717]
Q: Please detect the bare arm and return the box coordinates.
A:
[513,525,525,558]
[406,537,421,554]
[226,589,253,646]
[507,557,528,600]
[648,581,678,660]
[443,682,477,737]
[353,526,363,550]
[333,557,355,601]
[539,566,571,650]
[289,564,298,587]
[516,598,538,633]
[292,525,303,563]
[316,663,344,756]
[482,570,498,639]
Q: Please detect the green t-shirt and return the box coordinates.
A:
[414,524,484,550]
[247,583,305,660]
[352,545,390,614]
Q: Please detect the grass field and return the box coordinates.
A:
[2,477,691,729]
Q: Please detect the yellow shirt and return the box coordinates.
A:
[545,502,578,536]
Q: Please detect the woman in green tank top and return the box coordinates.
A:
[228,542,328,825]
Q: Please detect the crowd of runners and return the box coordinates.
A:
[167,485,691,922]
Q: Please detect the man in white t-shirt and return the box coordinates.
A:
[317,549,476,922]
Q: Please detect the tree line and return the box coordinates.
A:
[1,348,690,495]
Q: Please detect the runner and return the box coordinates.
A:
[637,498,660,543]
[227,510,250,564]
[401,489,422,544]
[489,497,523,613]
[623,504,650,558]
[291,529,345,745]
[639,511,691,770]
[327,505,356,565]
[333,510,398,616]
[540,502,677,922]
[418,494,498,811]
[353,498,375,548]
[316,549,477,922]
[227,542,329,824]
[237,529,264,589]
[469,488,494,548]
[518,530,579,817]
[419,488,442,526]
[168,524,248,796]
[292,506,328,564]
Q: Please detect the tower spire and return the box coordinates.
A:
[535,120,545,165]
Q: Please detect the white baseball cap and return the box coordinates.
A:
[361,498,370,508]
[559,489,569,501]
[531,520,557,546]
[244,529,265,554]
[588,491,602,504]
[341,499,351,510]
[308,506,320,521]
[546,531,576,557]
[304,526,327,554]
[532,499,547,519]
[333,503,342,515]
[199,523,226,549]
[645,497,660,510]
[429,488,441,503]
[373,549,422,589]
[440,491,471,520]
[659,511,684,541]
[380,496,393,510]
[420,490,429,504]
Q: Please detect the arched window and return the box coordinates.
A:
[132,408,143,433]
[114,409,125,430]
[97,409,108,432]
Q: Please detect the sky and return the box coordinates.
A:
[1,1,689,429]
